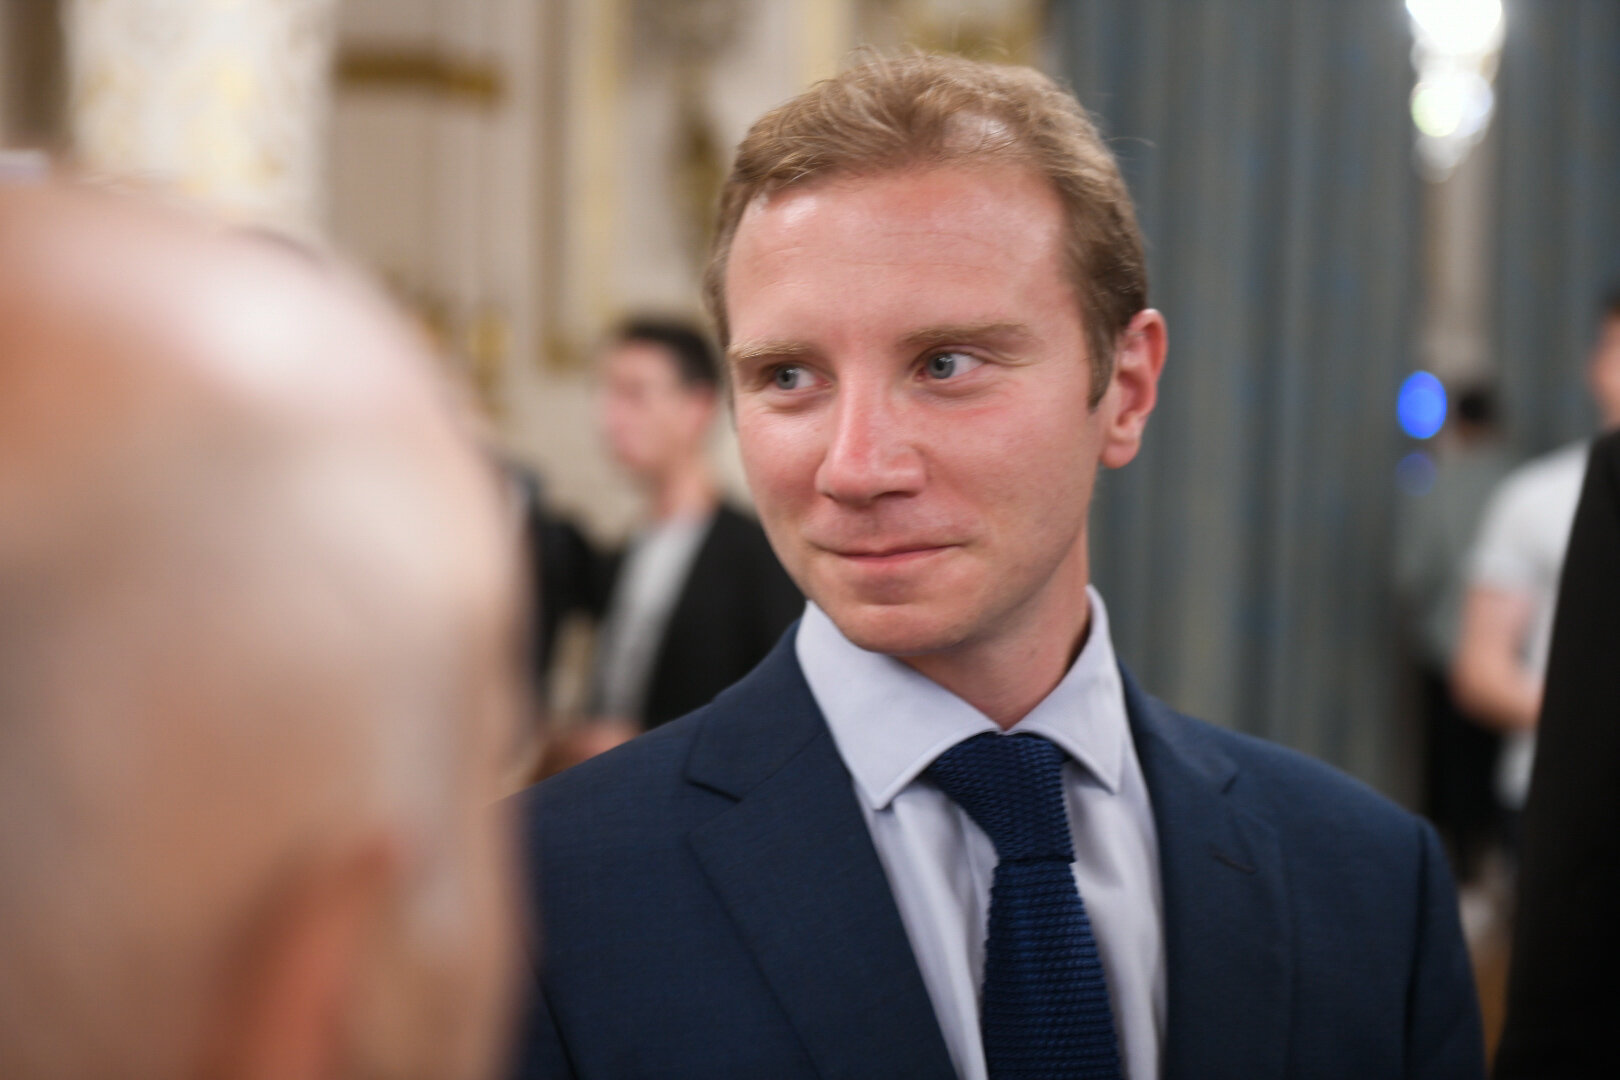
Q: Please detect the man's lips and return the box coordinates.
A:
[820,543,958,563]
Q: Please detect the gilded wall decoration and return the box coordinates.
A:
[66,0,336,236]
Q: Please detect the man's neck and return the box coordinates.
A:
[649,457,718,523]
[901,589,1094,730]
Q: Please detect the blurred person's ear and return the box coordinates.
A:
[199,835,404,1080]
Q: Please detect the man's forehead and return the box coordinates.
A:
[725,168,1078,359]
[605,339,680,370]
[726,163,1068,303]
[739,158,1061,225]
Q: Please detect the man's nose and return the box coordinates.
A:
[815,383,925,505]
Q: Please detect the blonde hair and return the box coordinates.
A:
[704,51,1147,404]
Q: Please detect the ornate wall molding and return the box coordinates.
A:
[67,0,336,236]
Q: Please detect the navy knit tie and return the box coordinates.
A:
[927,732,1122,1080]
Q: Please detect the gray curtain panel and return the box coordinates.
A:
[1491,0,1620,455]
[1050,0,1423,795]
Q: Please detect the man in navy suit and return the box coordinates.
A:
[514,53,1483,1079]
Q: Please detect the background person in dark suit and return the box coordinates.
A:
[513,54,1483,1079]
[1495,429,1620,1077]
[586,318,801,731]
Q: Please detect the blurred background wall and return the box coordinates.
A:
[1490,1,1620,451]
[3,0,1618,803]
[1057,0,1424,789]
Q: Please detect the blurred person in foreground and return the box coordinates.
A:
[1495,428,1620,1077]
[513,53,1482,1079]
[583,319,799,732]
[1452,291,1620,833]
[0,181,524,1080]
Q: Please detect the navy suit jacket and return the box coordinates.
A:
[513,631,1484,1079]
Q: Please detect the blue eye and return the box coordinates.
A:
[924,352,983,380]
[772,365,809,390]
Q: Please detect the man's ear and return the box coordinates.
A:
[199,834,404,1080]
[1099,309,1167,470]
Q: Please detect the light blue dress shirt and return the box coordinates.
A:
[796,587,1166,1080]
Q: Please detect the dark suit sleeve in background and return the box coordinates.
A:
[510,464,612,705]
[639,505,802,728]
[1496,432,1620,1078]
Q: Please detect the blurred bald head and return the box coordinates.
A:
[0,183,523,1080]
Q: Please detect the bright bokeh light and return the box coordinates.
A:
[1406,0,1504,57]
[1412,72,1494,140]
[1399,371,1448,439]
[1406,0,1504,179]
[1411,80,1462,138]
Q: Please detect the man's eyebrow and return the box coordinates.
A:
[901,322,1035,350]
[726,323,1035,366]
[727,339,816,366]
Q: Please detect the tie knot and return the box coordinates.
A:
[926,732,1074,862]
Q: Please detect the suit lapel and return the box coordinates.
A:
[685,641,957,1080]
[1124,670,1293,1080]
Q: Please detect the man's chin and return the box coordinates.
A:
[818,598,971,658]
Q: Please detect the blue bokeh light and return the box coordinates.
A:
[1398,371,1448,439]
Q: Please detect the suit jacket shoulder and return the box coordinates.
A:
[1122,676,1484,1079]
[512,640,1484,1080]
[515,631,954,1080]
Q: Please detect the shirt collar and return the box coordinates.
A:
[797,586,1130,810]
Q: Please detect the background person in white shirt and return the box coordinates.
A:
[1454,291,1620,814]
